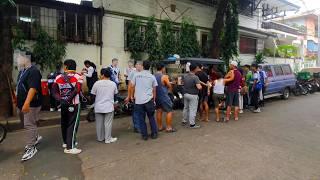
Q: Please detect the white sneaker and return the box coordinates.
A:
[21,146,38,161]
[239,110,244,114]
[253,108,261,113]
[62,142,78,148]
[105,137,118,144]
[64,148,82,154]
[50,108,55,112]
[34,135,43,146]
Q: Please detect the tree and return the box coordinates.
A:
[178,17,200,58]
[127,17,144,60]
[32,28,66,71]
[0,0,15,118]
[210,0,229,58]
[145,16,161,62]
[160,19,176,58]
[221,0,239,65]
[255,52,266,64]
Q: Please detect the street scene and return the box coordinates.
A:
[1,0,320,180]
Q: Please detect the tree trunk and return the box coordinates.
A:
[0,5,14,118]
[210,0,229,58]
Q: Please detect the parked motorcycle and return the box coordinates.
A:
[170,84,184,110]
[293,81,308,96]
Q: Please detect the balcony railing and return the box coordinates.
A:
[262,21,303,35]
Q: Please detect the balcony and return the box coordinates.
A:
[262,21,303,35]
[189,0,217,7]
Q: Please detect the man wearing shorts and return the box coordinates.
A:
[196,64,210,122]
[154,63,176,133]
[225,61,242,121]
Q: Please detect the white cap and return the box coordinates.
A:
[230,61,238,67]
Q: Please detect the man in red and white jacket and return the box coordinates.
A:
[53,59,83,155]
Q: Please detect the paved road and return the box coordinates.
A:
[1,94,320,180]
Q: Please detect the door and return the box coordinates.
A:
[271,65,285,93]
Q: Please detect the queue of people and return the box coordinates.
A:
[16,50,268,161]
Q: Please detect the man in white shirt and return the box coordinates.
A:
[124,60,136,87]
[109,58,121,88]
[82,60,98,93]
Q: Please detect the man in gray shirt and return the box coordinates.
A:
[131,61,158,140]
[182,63,202,128]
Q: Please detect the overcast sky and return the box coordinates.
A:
[58,0,320,12]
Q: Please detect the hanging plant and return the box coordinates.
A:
[127,17,144,60]
[145,16,162,61]
[33,28,66,71]
[178,17,200,58]
[160,19,176,58]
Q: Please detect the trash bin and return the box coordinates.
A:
[41,79,50,110]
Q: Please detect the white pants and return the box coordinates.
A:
[239,93,243,110]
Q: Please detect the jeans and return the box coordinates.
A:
[132,105,140,130]
[135,100,158,137]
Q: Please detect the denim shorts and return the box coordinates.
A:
[156,99,173,112]
[226,92,239,107]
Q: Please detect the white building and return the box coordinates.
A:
[14,0,300,81]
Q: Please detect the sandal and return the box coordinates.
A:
[166,128,177,133]
[158,127,166,131]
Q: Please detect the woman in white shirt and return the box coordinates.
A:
[91,68,118,144]
[212,72,226,122]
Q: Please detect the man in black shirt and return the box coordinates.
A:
[16,51,42,161]
[196,64,210,122]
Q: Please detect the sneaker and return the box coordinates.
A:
[150,133,158,139]
[50,108,55,112]
[105,137,118,144]
[62,142,78,148]
[34,135,42,146]
[190,124,201,129]
[181,121,187,126]
[253,108,261,113]
[21,146,38,161]
[64,148,82,154]
[239,110,244,114]
[58,108,61,112]
[142,136,148,141]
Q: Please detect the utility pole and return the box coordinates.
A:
[318,14,320,66]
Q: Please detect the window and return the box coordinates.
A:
[238,0,254,17]
[263,65,273,77]
[273,65,283,76]
[16,4,101,44]
[66,12,76,41]
[124,20,147,50]
[201,32,209,57]
[239,36,257,54]
[281,65,292,75]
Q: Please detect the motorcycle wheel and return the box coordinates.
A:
[0,124,7,143]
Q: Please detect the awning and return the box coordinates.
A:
[163,57,224,65]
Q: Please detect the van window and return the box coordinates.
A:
[281,65,292,75]
[273,65,283,76]
[263,66,273,77]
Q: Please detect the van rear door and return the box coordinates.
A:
[281,64,296,89]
